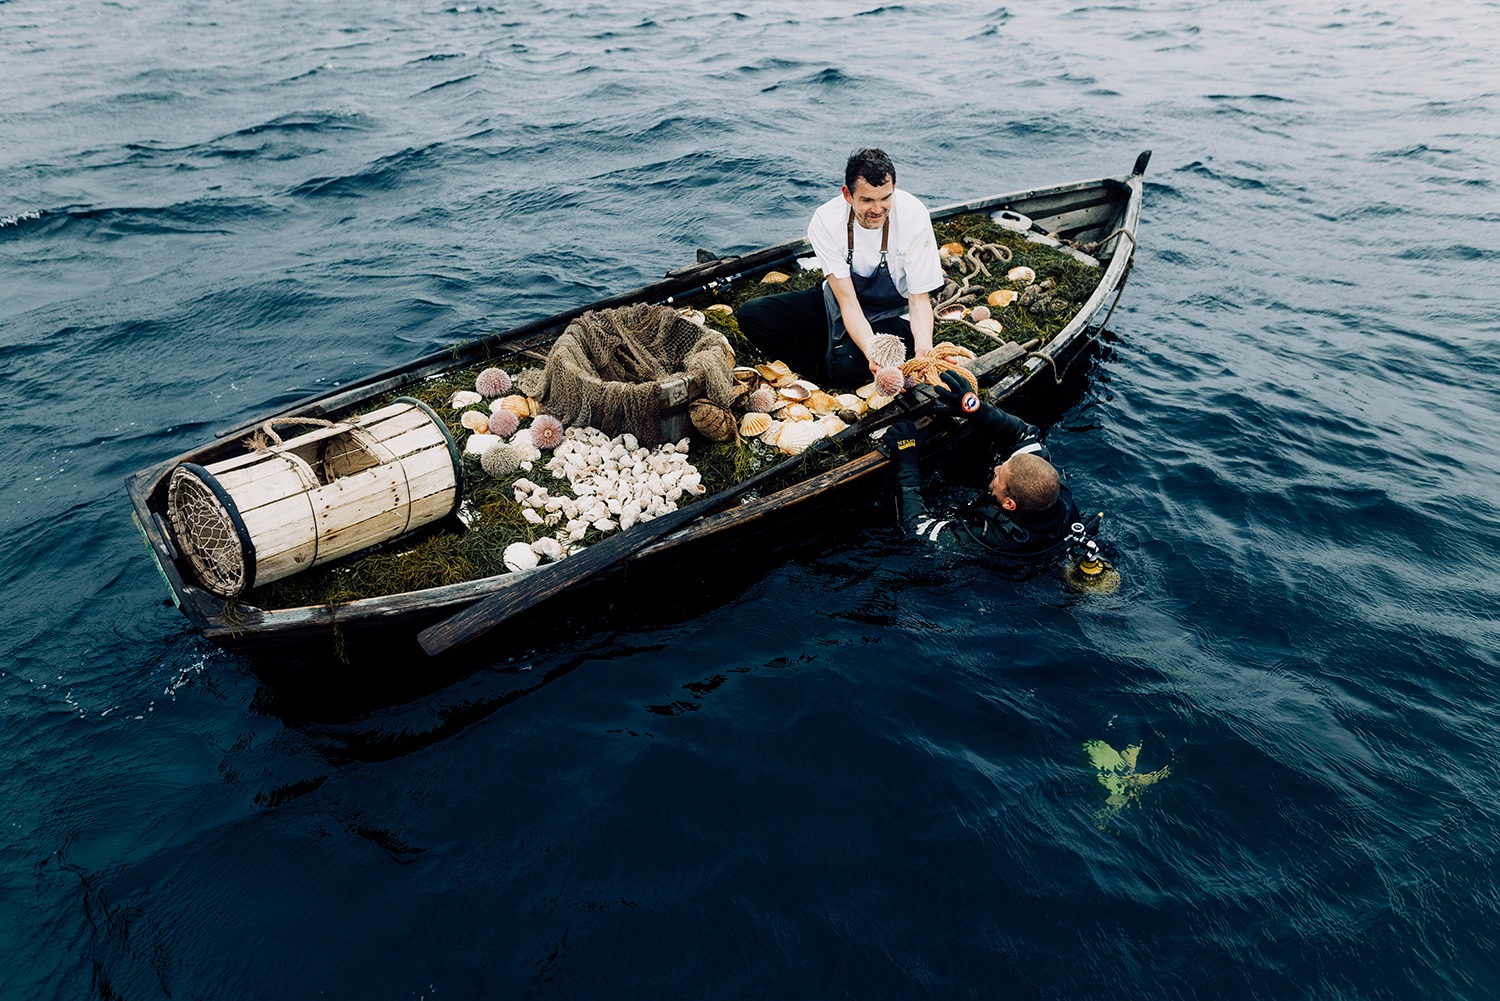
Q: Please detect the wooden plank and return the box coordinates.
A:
[210,455,314,499]
[639,449,889,555]
[255,540,322,583]
[312,491,458,560]
[355,405,434,439]
[350,400,418,426]
[371,424,448,462]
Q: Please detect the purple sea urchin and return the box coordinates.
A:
[476,367,512,398]
[530,414,564,450]
[875,365,905,397]
[748,386,776,413]
[487,408,520,439]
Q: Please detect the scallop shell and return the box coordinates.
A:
[755,361,794,384]
[973,318,1004,335]
[759,419,784,444]
[806,390,841,415]
[988,289,1019,308]
[464,433,500,455]
[531,537,565,562]
[940,241,966,257]
[836,393,867,414]
[817,414,849,437]
[498,394,535,418]
[460,410,490,433]
[866,393,894,411]
[776,420,824,455]
[779,382,811,402]
[732,366,761,383]
[503,542,540,572]
[689,399,737,442]
[739,411,773,437]
[1007,266,1036,284]
[450,390,483,408]
[783,403,812,421]
[856,382,878,399]
[677,307,706,326]
[936,304,967,322]
[761,270,791,284]
[705,303,734,315]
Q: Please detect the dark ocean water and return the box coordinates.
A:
[4,0,1499,997]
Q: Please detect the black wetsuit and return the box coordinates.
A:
[894,406,1080,560]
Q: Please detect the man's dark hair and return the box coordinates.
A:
[845,148,896,190]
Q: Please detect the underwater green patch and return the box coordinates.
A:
[1083,738,1173,826]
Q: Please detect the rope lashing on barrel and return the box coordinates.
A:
[242,416,382,491]
[244,418,338,491]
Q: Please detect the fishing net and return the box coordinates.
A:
[526,303,739,447]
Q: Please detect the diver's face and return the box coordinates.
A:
[989,459,1016,511]
[843,176,894,229]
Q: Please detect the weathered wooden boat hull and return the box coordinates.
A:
[126,154,1148,656]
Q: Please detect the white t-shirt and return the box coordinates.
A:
[807,187,945,298]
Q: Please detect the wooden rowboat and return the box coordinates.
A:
[126,152,1149,659]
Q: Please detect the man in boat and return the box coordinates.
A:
[885,371,1081,560]
[738,147,945,387]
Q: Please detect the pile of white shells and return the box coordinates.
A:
[497,426,704,572]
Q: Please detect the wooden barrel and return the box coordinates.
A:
[165,397,462,598]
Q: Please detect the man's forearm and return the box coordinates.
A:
[907,292,934,356]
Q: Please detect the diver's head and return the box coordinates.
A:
[989,452,1060,512]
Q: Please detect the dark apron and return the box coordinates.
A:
[822,209,910,386]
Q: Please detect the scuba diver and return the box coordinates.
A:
[884,370,1100,568]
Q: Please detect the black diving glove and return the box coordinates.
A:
[933,370,1031,446]
[885,419,920,465]
[934,369,985,417]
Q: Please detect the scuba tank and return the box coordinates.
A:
[1063,513,1121,594]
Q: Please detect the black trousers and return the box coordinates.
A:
[738,285,914,387]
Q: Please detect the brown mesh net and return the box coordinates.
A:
[528,303,739,447]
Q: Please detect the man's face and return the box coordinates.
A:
[989,459,1016,511]
[842,176,895,229]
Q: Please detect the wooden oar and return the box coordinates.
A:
[416,396,926,656]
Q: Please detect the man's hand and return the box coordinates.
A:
[933,369,982,417]
[886,419,920,465]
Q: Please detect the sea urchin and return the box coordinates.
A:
[530,414,565,450]
[480,442,521,478]
[487,408,520,439]
[875,365,905,397]
[476,367,512,398]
